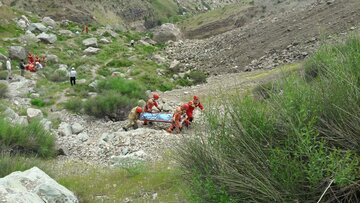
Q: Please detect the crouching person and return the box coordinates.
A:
[166,104,189,134]
[123,106,143,131]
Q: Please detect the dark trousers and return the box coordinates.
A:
[70,77,76,86]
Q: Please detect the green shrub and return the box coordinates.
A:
[178,36,360,202]
[0,118,56,158]
[97,78,145,99]
[0,83,8,98]
[30,98,46,107]
[0,153,39,178]
[0,70,7,80]
[188,70,207,85]
[47,70,68,82]
[106,59,133,67]
[83,91,136,121]
[64,98,83,114]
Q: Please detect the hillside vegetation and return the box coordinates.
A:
[178,36,360,202]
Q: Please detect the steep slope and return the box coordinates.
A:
[1,0,246,30]
[167,0,360,75]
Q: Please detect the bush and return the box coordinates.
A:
[0,83,8,98]
[97,78,145,99]
[48,69,68,82]
[106,59,133,67]
[178,36,360,202]
[83,91,136,121]
[64,98,83,114]
[188,70,207,85]
[0,118,56,158]
[0,153,39,178]
[0,70,7,80]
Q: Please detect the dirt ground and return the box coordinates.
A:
[168,0,360,75]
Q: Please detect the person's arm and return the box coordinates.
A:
[198,102,204,111]
[154,101,161,111]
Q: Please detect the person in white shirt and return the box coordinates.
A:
[6,58,12,80]
[69,67,77,86]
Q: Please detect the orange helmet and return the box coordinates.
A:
[136,107,143,113]
[153,93,160,100]
[193,95,199,100]
[181,103,189,110]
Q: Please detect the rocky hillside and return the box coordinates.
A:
[1,0,246,31]
[167,0,360,75]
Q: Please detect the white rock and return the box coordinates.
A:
[42,17,57,27]
[0,167,78,203]
[71,123,84,134]
[27,108,43,121]
[83,47,100,55]
[82,38,98,47]
[58,122,72,137]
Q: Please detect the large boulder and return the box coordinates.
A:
[37,33,57,44]
[0,167,78,203]
[82,38,98,47]
[8,46,27,60]
[46,54,59,63]
[19,31,40,44]
[28,23,48,33]
[153,23,182,43]
[42,17,56,28]
[83,47,100,55]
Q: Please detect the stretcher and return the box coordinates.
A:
[139,112,173,123]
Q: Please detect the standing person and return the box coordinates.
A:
[6,58,12,80]
[183,95,205,127]
[166,103,189,134]
[123,106,143,131]
[143,93,161,125]
[69,67,77,86]
[19,59,25,76]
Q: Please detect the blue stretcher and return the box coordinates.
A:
[139,112,173,123]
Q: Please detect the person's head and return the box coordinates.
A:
[136,106,143,113]
[71,67,75,70]
[153,93,160,100]
[181,103,189,111]
[193,95,200,104]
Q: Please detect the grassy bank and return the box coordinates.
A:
[177,36,360,202]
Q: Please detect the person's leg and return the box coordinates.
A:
[74,78,76,85]
[70,77,73,86]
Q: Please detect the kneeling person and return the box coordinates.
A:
[123,106,143,131]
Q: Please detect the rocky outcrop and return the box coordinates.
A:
[84,47,100,55]
[0,167,78,203]
[153,23,182,43]
[28,23,48,33]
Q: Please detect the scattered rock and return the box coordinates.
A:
[83,47,100,55]
[37,32,57,44]
[59,30,75,37]
[46,54,59,63]
[28,23,48,33]
[71,123,84,134]
[42,17,57,27]
[82,38,98,47]
[99,38,110,44]
[58,122,72,137]
[26,108,43,121]
[0,167,78,203]
[8,46,27,60]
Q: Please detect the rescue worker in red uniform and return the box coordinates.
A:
[183,95,205,127]
[143,93,161,125]
[166,103,189,134]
